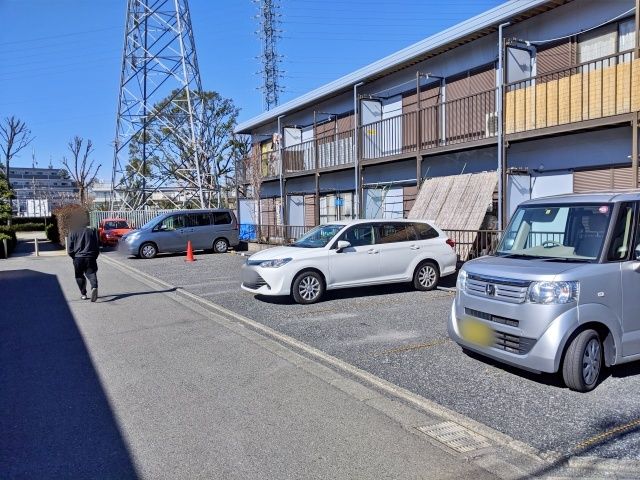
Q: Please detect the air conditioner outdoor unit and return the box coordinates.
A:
[485,112,498,138]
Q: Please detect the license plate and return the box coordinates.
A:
[460,319,494,347]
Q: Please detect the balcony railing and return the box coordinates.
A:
[505,50,636,134]
[239,52,638,181]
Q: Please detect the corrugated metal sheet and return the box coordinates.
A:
[236,0,573,134]
[408,172,498,259]
[574,166,636,192]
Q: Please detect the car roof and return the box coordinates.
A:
[323,218,437,226]
[522,191,640,206]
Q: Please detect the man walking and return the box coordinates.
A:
[67,213,100,302]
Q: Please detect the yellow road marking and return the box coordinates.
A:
[378,338,451,356]
[574,417,640,452]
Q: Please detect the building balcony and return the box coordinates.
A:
[240,50,638,183]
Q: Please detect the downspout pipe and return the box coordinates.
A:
[353,81,365,218]
[277,114,285,225]
[497,22,510,230]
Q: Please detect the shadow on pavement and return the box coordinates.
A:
[0,269,138,479]
[100,287,177,302]
[13,238,64,256]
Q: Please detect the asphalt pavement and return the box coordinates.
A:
[105,248,640,465]
[1,254,503,480]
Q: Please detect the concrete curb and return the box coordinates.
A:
[102,254,639,478]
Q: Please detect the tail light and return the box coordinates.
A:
[446,238,456,250]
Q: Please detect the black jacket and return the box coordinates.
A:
[68,227,100,259]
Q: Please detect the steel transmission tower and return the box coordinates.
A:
[111,0,206,210]
[256,0,283,110]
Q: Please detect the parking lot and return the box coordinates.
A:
[106,249,640,462]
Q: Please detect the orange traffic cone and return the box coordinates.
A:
[185,240,195,262]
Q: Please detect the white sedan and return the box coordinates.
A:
[241,219,457,304]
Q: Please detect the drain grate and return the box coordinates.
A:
[417,421,492,453]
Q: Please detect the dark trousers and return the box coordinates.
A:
[73,257,98,295]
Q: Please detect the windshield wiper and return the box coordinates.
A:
[538,257,590,263]
[494,253,537,259]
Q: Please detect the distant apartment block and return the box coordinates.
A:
[9,166,78,216]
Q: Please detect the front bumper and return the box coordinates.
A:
[240,263,292,296]
[447,294,579,373]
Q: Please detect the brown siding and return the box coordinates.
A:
[402,85,441,149]
[573,166,636,192]
[446,67,496,141]
[303,194,317,227]
[260,198,276,225]
[536,40,572,76]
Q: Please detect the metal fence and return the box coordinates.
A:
[89,210,175,229]
[240,224,313,244]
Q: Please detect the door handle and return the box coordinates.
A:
[367,249,379,254]
[410,245,420,250]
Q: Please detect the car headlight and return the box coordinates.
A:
[456,269,467,292]
[528,281,579,304]
[260,258,293,268]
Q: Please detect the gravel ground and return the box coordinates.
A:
[106,249,640,461]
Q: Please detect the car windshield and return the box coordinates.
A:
[496,204,612,261]
[104,220,129,230]
[140,216,164,230]
[292,224,344,248]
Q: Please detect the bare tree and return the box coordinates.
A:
[0,116,34,188]
[62,136,101,206]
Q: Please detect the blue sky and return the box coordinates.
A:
[0,0,503,178]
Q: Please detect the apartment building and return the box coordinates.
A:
[9,166,78,216]
[235,0,638,235]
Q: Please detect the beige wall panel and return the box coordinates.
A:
[546,80,559,127]
[632,59,640,112]
[617,62,632,114]
[535,83,548,128]
[587,70,603,120]
[514,88,526,132]
[569,73,583,123]
[525,86,536,131]
[558,77,571,125]
[602,65,617,117]
[505,90,515,134]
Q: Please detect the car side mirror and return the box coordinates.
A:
[336,240,351,252]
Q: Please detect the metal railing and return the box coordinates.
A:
[240,224,313,243]
[444,229,501,261]
[89,209,175,229]
[506,50,635,134]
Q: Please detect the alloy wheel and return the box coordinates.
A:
[418,265,437,288]
[582,338,601,386]
[298,275,320,301]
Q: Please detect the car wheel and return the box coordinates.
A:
[213,238,229,253]
[292,271,324,304]
[562,329,602,392]
[139,242,158,259]
[413,261,439,291]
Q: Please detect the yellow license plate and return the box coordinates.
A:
[460,319,494,347]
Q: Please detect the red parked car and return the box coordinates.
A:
[98,218,133,246]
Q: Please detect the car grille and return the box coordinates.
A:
[466,274,530,304]
[243,274,268,290]
[464,308,519,328]
[494,331,536,355]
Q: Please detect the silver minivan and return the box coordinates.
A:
[121,209,239,258]
[449,192,640,391]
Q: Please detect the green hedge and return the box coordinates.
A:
[0,226,17,258]
[10,223,46,232]
[45,223,59,243]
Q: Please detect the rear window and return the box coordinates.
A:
[413,222,439,240]
[213,212,232,225]
[377,223,416,243]
[104,220,129,230]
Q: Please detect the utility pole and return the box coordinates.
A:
[256,0,283,110]
[633,0,639,189]
[111,0,206,210]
